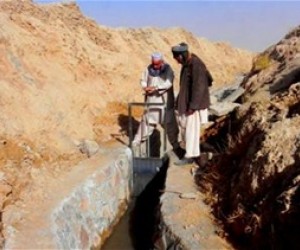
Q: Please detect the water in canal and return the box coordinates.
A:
[102,158,169,250]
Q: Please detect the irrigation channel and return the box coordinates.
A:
[102,157,169,250]
[102,102,173,249]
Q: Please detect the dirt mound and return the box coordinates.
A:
[198,25,300,249]
[0,1,253,151]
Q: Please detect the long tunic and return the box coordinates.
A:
[177,54,211,115]
[141,63,174,124]
[176,53,212,158]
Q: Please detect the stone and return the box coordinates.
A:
[209,102,240,117]
[78,140,99,157]
[210,95,218,105]
[222,87,245,103]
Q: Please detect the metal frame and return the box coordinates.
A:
[128,102,168,196]
[128,102,167,158]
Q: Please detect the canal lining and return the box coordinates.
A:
[102,156,169,250]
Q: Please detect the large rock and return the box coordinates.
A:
[209,102,240,117]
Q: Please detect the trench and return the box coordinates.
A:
[197,107,300,250]
[102,157,169,250]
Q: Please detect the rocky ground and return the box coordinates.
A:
[197,25,300,249]
[0,0,253,246]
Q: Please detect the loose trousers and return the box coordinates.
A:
[177,109,208,158]
[133,108,179,149]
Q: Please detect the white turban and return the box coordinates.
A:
[151,52,163,61]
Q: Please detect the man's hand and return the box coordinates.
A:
[144,86,157,94]
[186,109,195,115]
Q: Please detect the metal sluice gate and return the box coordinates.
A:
[128,102,169,196]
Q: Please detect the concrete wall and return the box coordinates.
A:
[52,147,133,249]
[159,161,232,250]
[4,145,133,249]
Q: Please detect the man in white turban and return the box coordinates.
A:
[133,52,186,160]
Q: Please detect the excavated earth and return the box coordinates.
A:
[196,25,300,250]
